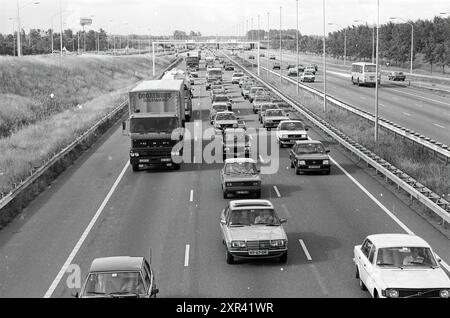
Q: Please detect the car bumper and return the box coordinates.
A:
[296,164,331,172]
[279,137,308,145]
[130,156,176,167]
[228,248,287,259]
[223,185,261,194]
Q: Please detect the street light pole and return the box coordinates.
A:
[374,0,380,143]
[390,17,414,75]
[59,0,63,57]
[296,0,300,95]
[16,0,21,57]
[267,12,270,78]
[280,6,282,83]
[323,0,327,112]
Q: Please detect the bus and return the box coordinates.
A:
[351,62,380,87]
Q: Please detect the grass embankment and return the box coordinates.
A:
[0,54,175,195]
[235,56,450,201]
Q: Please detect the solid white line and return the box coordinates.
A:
[330,157,450,272]
[189,189,194,202]
[402,112,412,117]
[43,161,130,298]
[389,88,450,106]
[299,239,312,261]
[433,123,446,129]
[379,103,386,108]
[184,244,190,267]
[273,185,281,198]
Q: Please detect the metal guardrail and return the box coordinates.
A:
[222,51,450,227]
[255,64,450,163]
[0,57,183,214]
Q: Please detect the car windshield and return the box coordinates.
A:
[255,96,271,102]
[216,113,236,121]
[280,121,305,130]
[266,110,284,117]
[214,96,229,102]
[130,117,178,134]
[376,246,438,268]
[364,65,376,72]
[229,209,279,226]
[294,143,326,154]
[208,70,221,76]
[250,87,264,93]
[225,132,250,143]
[233,73,244,77]
[304,72,314,76]
[212,104,228,111]
[261,104,277,111]
[83,271,145,296]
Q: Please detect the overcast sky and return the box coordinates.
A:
[1,0,449,36]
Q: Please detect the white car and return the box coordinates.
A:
[287,68,298,77]
[353,234,450,298]
[304,66,316,74]
[214,111,238,132]
[300,72,315,82]
[231,72,245,84]
[276,120,309,147]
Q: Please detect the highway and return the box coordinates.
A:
[0,60,449,298]
[241,50,450,147]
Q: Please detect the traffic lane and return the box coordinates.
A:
[53,67,213,298]
[0,124,130,298]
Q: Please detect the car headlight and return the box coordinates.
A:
[231,241,246,248]
[270,240,286,247]
[281,134,288,139]
[226,182,233,187]
[224,147,231,152]
[297,160,306,165]
[440,290,450,298]
[130,152,139,157]
[385,289,399,298]
[323,160,330,165]
[252,181,260,186]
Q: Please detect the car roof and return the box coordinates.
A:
[225,158,256,164]
[224,128,246,134]
[216,111,234,115]
[212,102,229,107]
[130,79,183,93]
[229,199,273,210]
[295,139,322,145]
[279,120,303,124]
[89,256,144,272]
[366,234,431,248]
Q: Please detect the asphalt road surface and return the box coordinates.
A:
[240,50,450,147]
[0,60,449,298]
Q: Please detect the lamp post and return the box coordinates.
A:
[280,6,282,83]
[390,17,414,75]
[9,18,16,56]
[16,0,40,57]
[267,12,270,78]
[323,0,327,112]
[328,22,347,65]
[296,0,300,95]
[374,0,380,143]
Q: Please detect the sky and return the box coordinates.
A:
[0,0,449,36]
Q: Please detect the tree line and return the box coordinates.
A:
[247,16,450,73]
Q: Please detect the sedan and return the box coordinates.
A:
[289,140,331,175]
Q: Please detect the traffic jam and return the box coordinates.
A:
[73,49,450,299]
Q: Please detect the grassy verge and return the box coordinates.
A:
[0,55,174,195]
[0,54,174,137]
[235,55,450,202]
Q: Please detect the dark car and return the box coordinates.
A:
[220,158,261,198]
[273,62,281,70]
[225,64,235,71]
[249,55,255,60]
[221,128,252,160]
[388,71,406,81]
[289,140,331,175]
[286,64,296,70]
[77,256,159,298]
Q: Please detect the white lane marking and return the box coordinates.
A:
[379,103,386,108]
[389,88,450,106]
[299,239,312,261]
[189,189,194,202]
[184,244,190,267]
[433,123,446,129]
[329,157,450,272]
[273,185,281,198]
[402,112,412,117]
[43,161,130,298]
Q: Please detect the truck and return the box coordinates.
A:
[123,79,185,172]
[186,51,200,71]
[161,69,193,122]
[205,67,223,90]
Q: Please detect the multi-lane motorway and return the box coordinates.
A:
[0,59,449,298]
[243,50,450,147]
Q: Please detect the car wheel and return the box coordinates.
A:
[357,79,360,86]
[280,252,288,263]
[226,250,235,264]
[132,164,139,172]
[295,168,301,175]
[290,159,294,168]
[359,278,367,291]
[223,192,228,199]
[355,266,360,279]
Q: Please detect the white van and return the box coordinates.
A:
[351,62,380,87]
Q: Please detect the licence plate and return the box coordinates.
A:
[249,250,268,256]
[139,159,150,163]
[309,165,320,169]
[237,191,249,194]
[289,140,297,143]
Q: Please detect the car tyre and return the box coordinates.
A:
[290,159,294,168]
[355,266,360,279]
[295,168,301,175]
[359,278,367,291]
[132,164,139,172]
[223,192,228,199]
[280,252,288,263]
[226,250,235,264]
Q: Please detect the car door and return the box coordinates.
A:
[364,246,378,295]
[358,239,374,288]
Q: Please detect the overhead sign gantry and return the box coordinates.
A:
[152,40,261,76]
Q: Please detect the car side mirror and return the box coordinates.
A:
[279,218,287,224]
[122,121,129,136]
[220,219,226,225]
[256,168,261,173]
[151,288,159,295]
[305,128,309,131]
[326,150,330,153]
